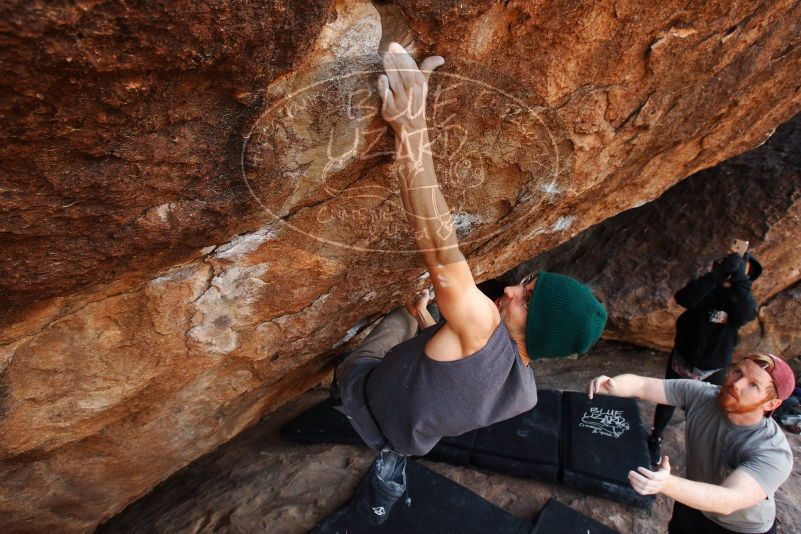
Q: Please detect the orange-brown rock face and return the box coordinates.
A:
[510,113,801,356]
[2,0,801,531]
[0,1,339,326]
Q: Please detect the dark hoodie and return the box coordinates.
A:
[672,256,759,370]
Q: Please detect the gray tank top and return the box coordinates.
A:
[365,320,538,456]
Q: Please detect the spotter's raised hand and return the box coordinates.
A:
[588,375,615,399]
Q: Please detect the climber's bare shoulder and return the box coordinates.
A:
[424,259,500,362]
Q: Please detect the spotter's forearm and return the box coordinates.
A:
[662,475,743,515]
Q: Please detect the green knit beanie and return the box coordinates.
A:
[525,272,607,359]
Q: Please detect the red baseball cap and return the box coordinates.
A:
[748,353,796,401]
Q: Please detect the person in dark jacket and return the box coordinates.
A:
[648,250,762,465]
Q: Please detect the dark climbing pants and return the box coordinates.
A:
[669,502,776,534]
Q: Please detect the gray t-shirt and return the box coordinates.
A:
[665,379,793,533]
[349,320,538,457]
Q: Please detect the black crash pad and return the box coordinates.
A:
[282,390,653,507]
[561,391,655,508]
[471,389,561,482]
[420,428,478,466]
[281,392,562,483]
[311,459,532,534]
[531,498,618,534]
[280,396,363,446]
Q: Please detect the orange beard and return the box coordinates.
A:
[717,386,771,414]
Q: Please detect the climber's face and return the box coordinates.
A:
[496,274,536,336]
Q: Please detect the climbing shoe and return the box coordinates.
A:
[353,447,410,526]
[647,436,662,468]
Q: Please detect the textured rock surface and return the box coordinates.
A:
[508,113,801,356]
[2,0,801,531]
[749,284,801,356]
[96,343,801,534]
[0,0,336,325]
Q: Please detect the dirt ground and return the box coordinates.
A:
[98,342,801,533]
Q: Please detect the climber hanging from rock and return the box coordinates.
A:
[333,42,608,525]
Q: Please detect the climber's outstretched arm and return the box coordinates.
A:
[377,43,498,354]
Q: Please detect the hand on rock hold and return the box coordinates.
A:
[377,42,444,134]
[405,287,434,319]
